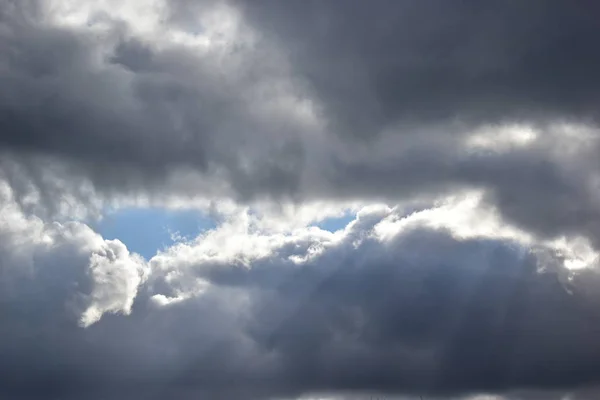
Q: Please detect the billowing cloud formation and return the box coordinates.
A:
[3,0,600,399]
[0,181,147,328]
[2,0,600,248]
[3,181,600,399]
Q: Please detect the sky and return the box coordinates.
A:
[92,207,216,259]
[3,0,600,399]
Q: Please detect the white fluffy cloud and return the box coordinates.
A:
[0,180,147,327]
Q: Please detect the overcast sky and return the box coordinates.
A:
[2,0,600,399]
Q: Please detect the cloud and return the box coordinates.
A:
[235,0,600,131]
[0,0,310,200]
[3,1,600,398]
[3,182,600,399]
[2,0,600,251]
[0,180,148,328]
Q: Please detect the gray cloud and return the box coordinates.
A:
[235,0,600,134]
[0,0,306,200]
[2,0,600,250]
[3,1,600,398]
[2,198,600,399]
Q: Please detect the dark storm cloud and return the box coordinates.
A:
[2,204,600,399]
[0,0,306,199]
[1,0,600,250]
[3,3,600,398]
[234,0,600,136]
[0,12,205,173]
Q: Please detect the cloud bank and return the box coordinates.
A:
[3,0,600,399]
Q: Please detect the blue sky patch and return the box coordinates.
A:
[92,207,216,260]
[313,212,356,232]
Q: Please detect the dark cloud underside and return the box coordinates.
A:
[1,211,600,399]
